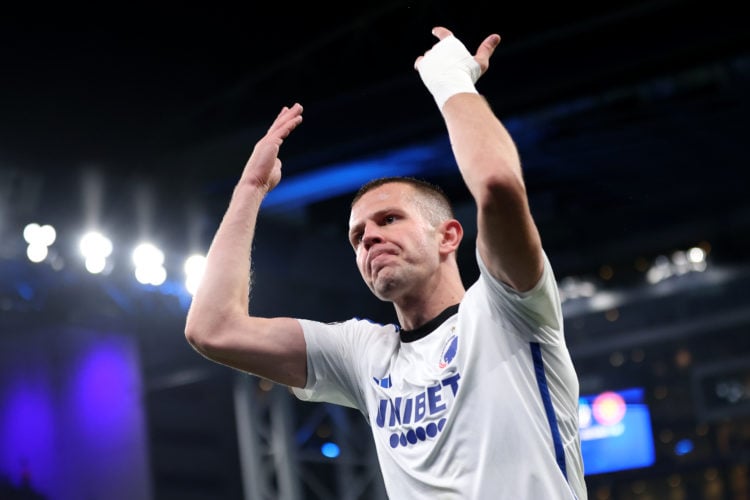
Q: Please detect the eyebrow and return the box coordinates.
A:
[348,207,400,240]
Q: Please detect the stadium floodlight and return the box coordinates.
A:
[26,243,49,263]
[23,223,57,263]
[184,254,207,295]
[23,223,56,246]
[80,231,113,274]
[132,242,167,286]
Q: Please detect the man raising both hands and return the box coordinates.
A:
[186,26,587,499]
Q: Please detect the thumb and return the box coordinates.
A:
[475,33,501,63]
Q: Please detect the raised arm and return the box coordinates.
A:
[184,104,308,388]
[415,27,544,292]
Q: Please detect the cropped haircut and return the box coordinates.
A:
[350,176,455,226]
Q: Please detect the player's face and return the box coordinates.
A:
[348,183,442,301]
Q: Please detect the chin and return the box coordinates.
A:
[371,278,402,302]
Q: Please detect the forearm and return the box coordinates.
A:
[441,93,524,203]
[185,183,265,337]
[414,28,523,205]
[186,103,302,339]
[442,93,543,291]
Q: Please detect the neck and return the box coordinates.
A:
[393,278,465,330]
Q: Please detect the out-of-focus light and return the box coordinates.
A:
[592,391,626,426]
[646,244,709,284]
[715,380,745,403]
[24,223,57,263]
[80,231,113,274]
[80,232,112,258]
[132,243,167,286]
[85,255,107,274]
[132,243,164,268]
[23,223,39,243]
[687,246,707,272]
[135,265,167,286]
[674,438,694,456]
[578,399,592,428]
[26,243,49,263]
[23,223,56,246]
[687,246,705,264]
[646,255,672,284]
[184,254,207,295]
[671,250,690,275]
[321,442,340,458]
[559,276,597,302]
[589,291,621,311]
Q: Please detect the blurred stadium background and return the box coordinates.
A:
[1,2,748,499]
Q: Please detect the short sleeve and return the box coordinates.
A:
[292,318,399,410]
[475,249,564,344]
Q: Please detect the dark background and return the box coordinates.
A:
[2,0,747,274]
[1,1,749,499]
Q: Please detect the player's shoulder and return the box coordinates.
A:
[349,316,400,333]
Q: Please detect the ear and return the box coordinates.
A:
[438,219,463,256]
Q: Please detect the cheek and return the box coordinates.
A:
[413,234,440,263]
[355,250,367,274]
[409,230,430,251]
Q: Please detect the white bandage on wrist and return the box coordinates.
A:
[415,35,481,110]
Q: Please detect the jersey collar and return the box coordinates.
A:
[399,304,459,343]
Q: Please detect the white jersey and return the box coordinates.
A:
[293,251,587,499]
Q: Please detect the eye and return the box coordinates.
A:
[383,214,396,225]
[350,231,363,246]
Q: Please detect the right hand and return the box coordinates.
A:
[241,103,304,193]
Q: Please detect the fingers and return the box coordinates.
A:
[475,34,501,62]
[431,26,453,40]
[268,103,304,139]
[414,27,455,69]
[416,28,501,70]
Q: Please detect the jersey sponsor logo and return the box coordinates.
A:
[373,375,392,388]
[375,372,461,448]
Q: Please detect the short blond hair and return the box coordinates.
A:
[351,176,454,226]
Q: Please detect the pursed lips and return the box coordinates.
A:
[367,247,397,276]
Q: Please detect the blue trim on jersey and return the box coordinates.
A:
[530,342,568,479]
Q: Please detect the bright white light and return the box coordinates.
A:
[646,255,672,284]
[184,254,206,275]
[24,223,56,263]
[184,254,207,295]
[647,247,708,285]
[558,276,597,302]
[152,266,167,286]
[589,291,621,311]
[39,225,56,246]
[23,222,57,247]
[135,264,167,286]
[132,243,167,286]
[80,231,113,258]
[27,243,49,263]
[85,255,107,274]
[578,401,592,429]
[23,223,39,243]
[132,243,164,267]
[687,247,706,264]
[80,231,113,274]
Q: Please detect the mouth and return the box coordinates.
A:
[367,248,396,276]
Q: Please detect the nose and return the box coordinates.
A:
[362,222,384,250]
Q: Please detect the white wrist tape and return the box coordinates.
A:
[415,35,481,110]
